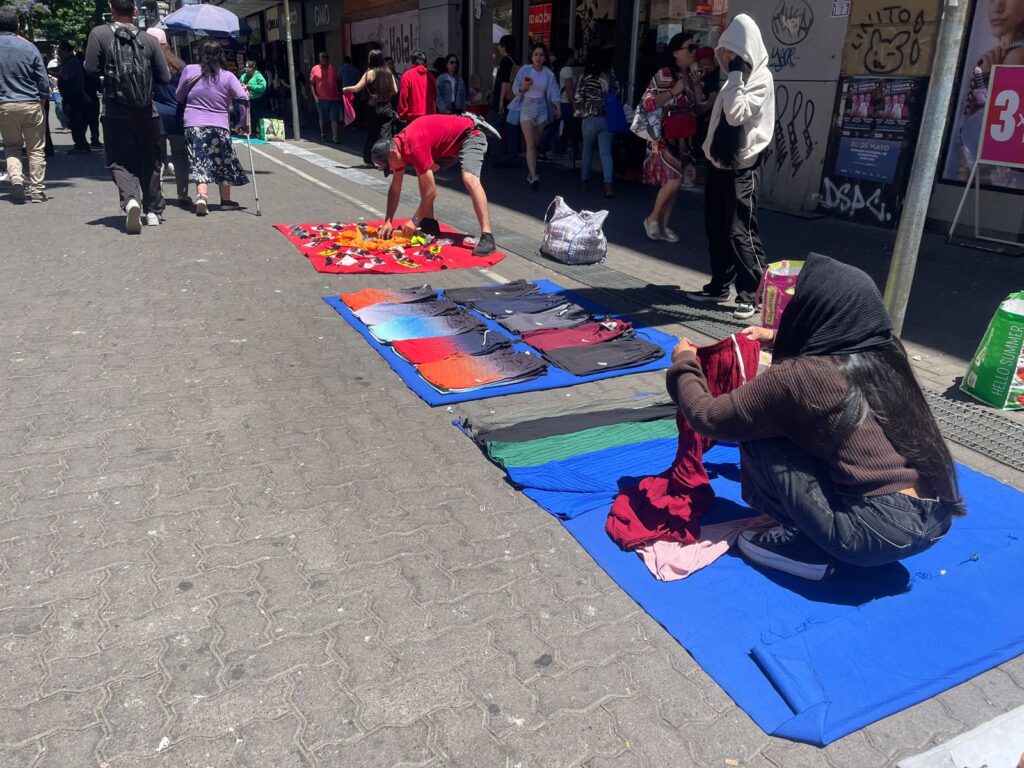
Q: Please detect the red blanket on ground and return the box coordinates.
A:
[606,334,761,550]
[273,219,505,274]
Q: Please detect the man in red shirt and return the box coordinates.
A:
[371,114,496,256]
[397,50,436,126]
[309,51,341,142]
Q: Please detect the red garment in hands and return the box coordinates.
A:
[606,334,760,550]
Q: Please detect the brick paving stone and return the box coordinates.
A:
[233,714,312,767]
[428,704,511,768]
[160,628,223,704]
[312,722,434,766]
[99,673,172,760]
[35,724,105,768]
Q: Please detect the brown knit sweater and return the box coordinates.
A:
[667,352,919,496]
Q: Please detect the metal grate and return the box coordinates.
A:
[924,392,1024,472]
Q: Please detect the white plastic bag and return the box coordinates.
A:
[540,196,608,265]
[630,104,662,143]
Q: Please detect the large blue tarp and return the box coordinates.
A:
[323,279,677,406]
[500,438,1024,745]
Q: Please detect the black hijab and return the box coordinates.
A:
[772,252,893,361]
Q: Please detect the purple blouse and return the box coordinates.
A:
[176,64,248,130]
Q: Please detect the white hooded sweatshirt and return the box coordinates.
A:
[701,14,775,170]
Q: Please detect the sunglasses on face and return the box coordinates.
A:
[448,60,458,66]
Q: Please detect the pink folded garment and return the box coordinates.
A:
[635,514,777,582]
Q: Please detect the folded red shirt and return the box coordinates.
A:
[521,319,633,352]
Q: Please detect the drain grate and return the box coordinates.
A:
[924,392,1024,473]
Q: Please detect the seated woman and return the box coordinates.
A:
[668,253,965,580]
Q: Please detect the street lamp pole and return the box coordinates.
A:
[882,0,971,336]
[283,0,302,142]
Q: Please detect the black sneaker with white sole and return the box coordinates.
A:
[737,524,835,581]
[732,302,757,320]
[471,232,496,256]
[685,288,731,304]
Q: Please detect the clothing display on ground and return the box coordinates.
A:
[444,279,540,305]
[391,329,511,364]
[521,319,633,352]
[607,334,760,550]
[468,402,678,445]
[542,338,665,376]
[471,293,572,318]
[368,313,485,343]
[497,304,593,334]
[636,514,777,582]
[340,286,435,312]
[353,298,459,326]
[417,349,547,393]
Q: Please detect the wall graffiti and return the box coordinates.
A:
[843,0,936,77]
[769,46,800,72]
[771,0,815,46]
[763,85,817,178]
[820,177,893,223]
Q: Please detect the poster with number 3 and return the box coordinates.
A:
[979,66,1024,168]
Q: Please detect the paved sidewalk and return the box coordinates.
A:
[0,133,1022,768]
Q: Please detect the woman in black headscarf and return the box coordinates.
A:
[668,253,965,580]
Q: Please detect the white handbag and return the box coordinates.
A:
[540,196,608,266]
[629,103,662,142]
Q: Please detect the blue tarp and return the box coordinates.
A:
[323,280,677,406]
[498,437,1024,745]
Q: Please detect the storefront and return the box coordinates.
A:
[304,0,343,63]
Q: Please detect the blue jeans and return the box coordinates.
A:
[740,438,954,567]
[580,116,613,183]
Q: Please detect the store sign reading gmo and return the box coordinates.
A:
[312,1,331,28]
[980,66,1024,169]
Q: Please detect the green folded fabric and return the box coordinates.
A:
[484,418,679,469]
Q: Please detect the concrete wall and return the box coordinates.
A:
[728,0,849,214]
[420,0,462,66]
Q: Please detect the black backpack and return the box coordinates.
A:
[103,23,153,109]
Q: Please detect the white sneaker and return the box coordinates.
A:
[143,212,160,226]
[660,227,680,243]
[125,199,142,234]
[164,162,175,179]
[643,218,661,241]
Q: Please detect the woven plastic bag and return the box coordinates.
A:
[758,260,804,329]
[263,117,286,141]
[961,292,1024,410]
[540,196,608,265]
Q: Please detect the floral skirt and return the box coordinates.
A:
[185,126,249,186]
[642,138,693,186]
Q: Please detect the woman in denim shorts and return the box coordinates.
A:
[509,43,560,191]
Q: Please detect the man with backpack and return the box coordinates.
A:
[84,0,169,234]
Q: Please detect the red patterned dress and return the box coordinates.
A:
[640,66,697,186]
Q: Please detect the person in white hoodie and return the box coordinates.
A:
[686,14,774,321]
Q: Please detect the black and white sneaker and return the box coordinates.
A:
[737,525,835,581]
[733,302,757,320]
[685,288,731,304]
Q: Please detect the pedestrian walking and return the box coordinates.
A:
[397,50,436,126]
[147,28,190,206]
[78,50,103,147]
[239,61,267,140]
[540,47,580,159]
[685,14,774,321]
[371,114,497,256]
[488,34,520,166]
[510,42,560,191]
[84,0,170,233]
[435,54,466,114]
[0,5,49,203]
[574,48,617,198]
[50,42,90,153]
[176,38,249,217]
[309,51,342,142]
[640,32,701,244]
[343,48,397,167]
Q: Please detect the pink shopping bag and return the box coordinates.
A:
[343,92,356,126]
[758,260,803,329]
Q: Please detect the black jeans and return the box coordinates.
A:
[704,160,767,304]
[84,93,100,143]
[103,115,164,215]
[64,93,88,149]
[362,106,394,164]
[740,438,954,567]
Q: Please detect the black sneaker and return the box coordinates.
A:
[685,288,731,304]
[419,217,442,236]
[732,302,758,320]
[737,525,835,581]
[472,232,496,256]
[30,191,48,204]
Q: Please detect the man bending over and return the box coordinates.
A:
[371,113,496,256]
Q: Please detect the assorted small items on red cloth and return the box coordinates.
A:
[273,219,505,274]
[606,334,761,550]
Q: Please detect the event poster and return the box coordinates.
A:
[818,76,925,226]
[941,0,1024,190]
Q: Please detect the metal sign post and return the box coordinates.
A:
[947,64,1024,248]
[283,0,302,142]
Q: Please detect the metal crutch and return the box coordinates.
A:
[243,101,261,216]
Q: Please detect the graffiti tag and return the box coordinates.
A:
[820,177,893,223]
[769,46,800,73]
[764,85,816,178]
[849,5,926,74]
[771,0,814,46]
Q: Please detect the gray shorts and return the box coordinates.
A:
[449,130,486,177]
[520,97,548,125]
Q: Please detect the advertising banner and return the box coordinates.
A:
[528,3,552,44]
[818,75,925,226]
[942,0,1024,190]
